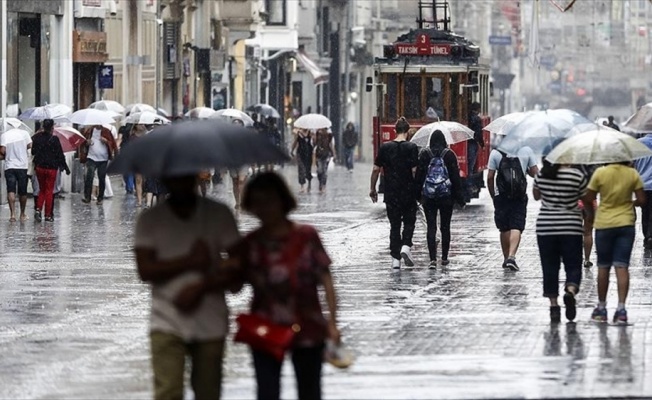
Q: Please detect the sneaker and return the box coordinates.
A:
[441,259,450,266]
[82,198,91,204]
[428,260,437,269]
[583,260,593,268]
[44,216,54,222]
[505,257,519,271]
[563,291,576,321]
[613,308,628,325]
[97,200,103,205]
[400,245,414,267]
[34,211,42,222]
[550,306,561,323]
[391,258,401,269]
[591,306,608,323]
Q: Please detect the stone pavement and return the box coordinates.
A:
[0,164,651,399]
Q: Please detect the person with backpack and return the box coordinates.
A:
[370,117,419,269]
[415,130,465,267]
[487,145,539,271]
[314,128,336,194]
[533,159,589,323]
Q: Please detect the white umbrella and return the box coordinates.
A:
[546,127,652,165]
[19,104,72,121]
[410,121,474,147]
[69,109,117,126]
[126,111,170,125]
[211,109,254,126]
[624,103,652,132]
[0,118,32,134]
[89,100,125,114]
[157,108,170,117]
[1,128,32,146]
[484,112,532,136]
[497,109,592,156]
[294,113,332,130]
[186,107,217,120]
[125,103,157,115]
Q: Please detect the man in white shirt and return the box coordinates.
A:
[81,125,117,205]
[0,129,33,221]
[135,174,240,400]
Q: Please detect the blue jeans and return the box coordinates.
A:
[595,226,636,268]
[344,147,355,170]
[124,174,135,193]
[316,157,330,187]
[467,140,479,174]
[537,235,583,297]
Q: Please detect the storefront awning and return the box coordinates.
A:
[295,51,329,85]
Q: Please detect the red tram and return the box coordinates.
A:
[367,1,491,200]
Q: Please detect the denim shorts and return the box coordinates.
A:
[595,226,636,268]
[5,169,28,196]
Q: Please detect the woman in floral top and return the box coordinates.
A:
[232,172,340,400]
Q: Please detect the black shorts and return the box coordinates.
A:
[494,195,528,232]
[5,169,28,196]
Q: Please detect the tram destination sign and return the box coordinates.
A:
[394,33,451,56]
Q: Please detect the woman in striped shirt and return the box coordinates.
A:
[533,160,590,323]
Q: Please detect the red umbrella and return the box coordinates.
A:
[53,126,86,153]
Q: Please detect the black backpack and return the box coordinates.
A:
[496,151,527,199]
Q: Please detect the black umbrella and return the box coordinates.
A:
[108,120,289,177]
[246,104,281,119]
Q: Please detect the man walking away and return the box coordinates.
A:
[0,128,32,221]
[80,124,117,205]
[487,146,539,271]
[342,122,358,172]
[370,117,419,269]
[314,128,336,194]
[635,133,652,248]
[135,175,240,400]
[607,116,620,131]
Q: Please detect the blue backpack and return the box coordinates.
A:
[422,149,452,199]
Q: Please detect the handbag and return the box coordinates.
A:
[234,314,301,361]
[234,226,306,361]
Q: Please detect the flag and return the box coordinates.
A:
[528,0,540,67]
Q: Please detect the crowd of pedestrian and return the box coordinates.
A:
[369,115,652,328]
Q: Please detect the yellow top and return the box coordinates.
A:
[588,164,643,229]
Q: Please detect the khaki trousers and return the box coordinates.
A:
[150,332,225,400]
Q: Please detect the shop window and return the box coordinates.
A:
[265,0,286,25]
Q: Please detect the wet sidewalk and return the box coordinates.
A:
[1,165,651,399]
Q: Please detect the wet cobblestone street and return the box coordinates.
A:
[1,164,652,399]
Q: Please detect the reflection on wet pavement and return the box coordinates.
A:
[1,165,651,399]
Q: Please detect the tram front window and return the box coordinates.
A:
[403,77,421,119]
[426,77,444,120]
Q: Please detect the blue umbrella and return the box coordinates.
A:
[108,120,289,177]
[496,109,593,156]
